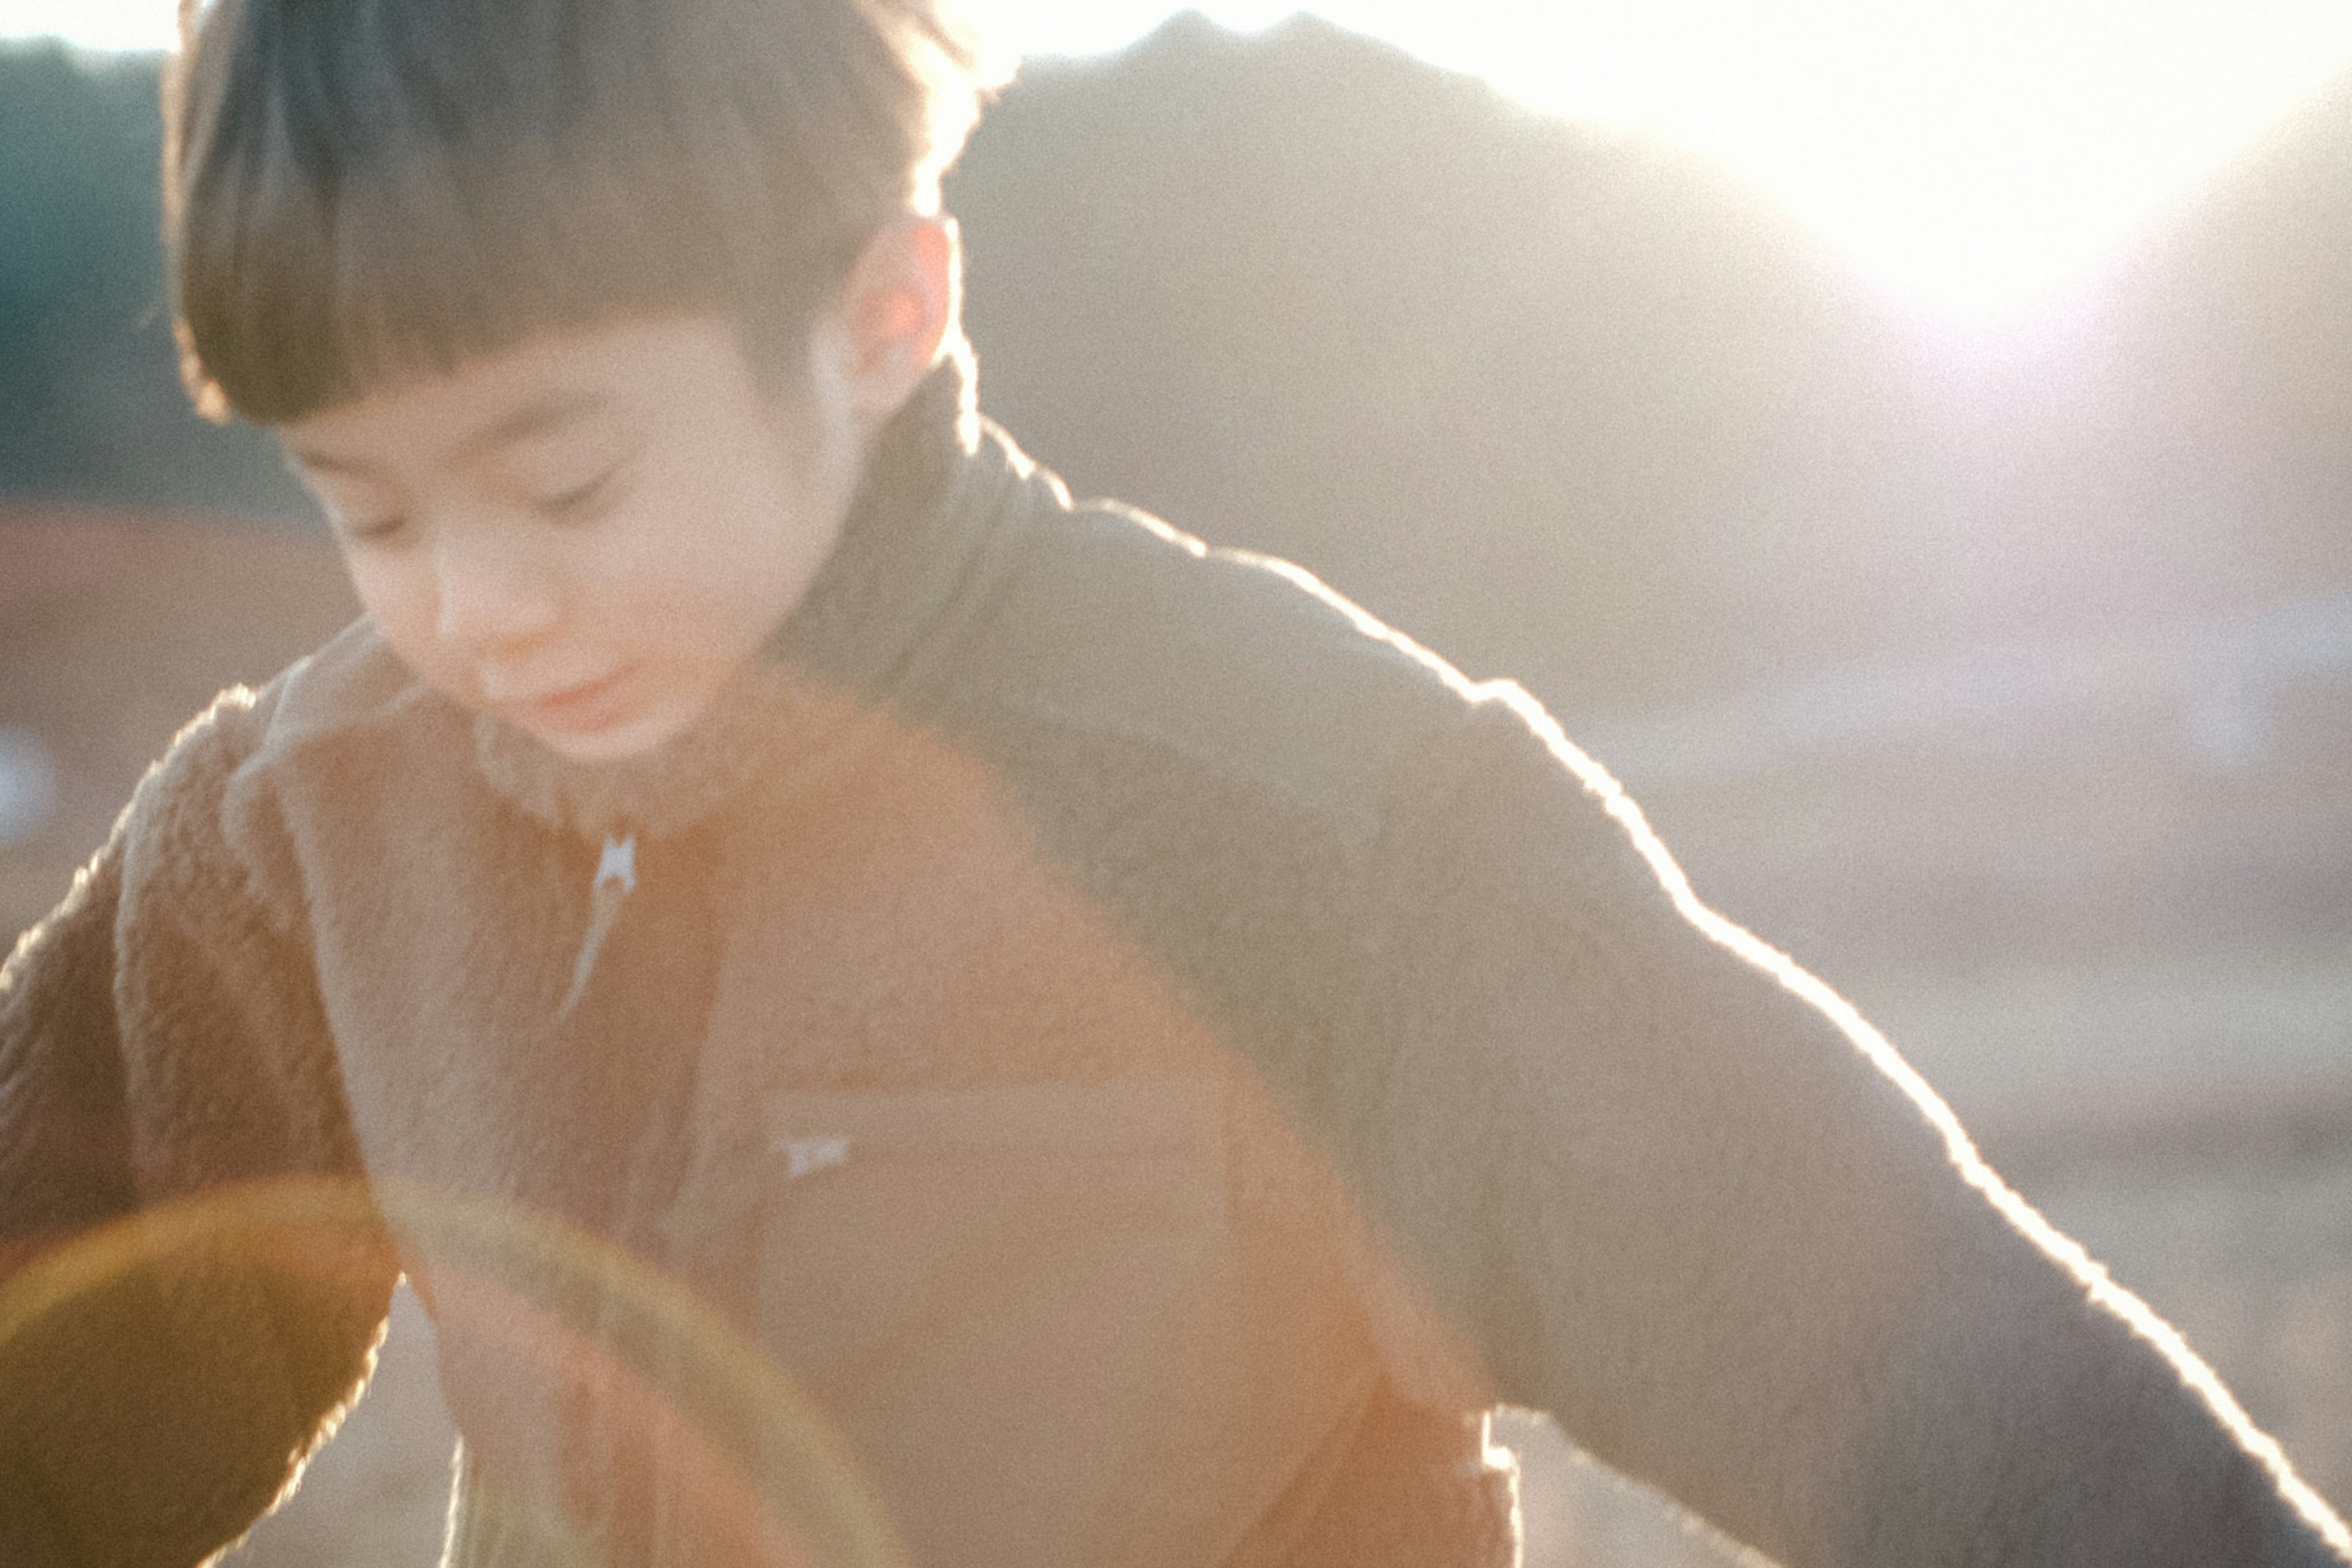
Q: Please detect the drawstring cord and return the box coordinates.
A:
[559,832,636,1019]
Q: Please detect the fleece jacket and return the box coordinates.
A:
[1,358,2346,1568]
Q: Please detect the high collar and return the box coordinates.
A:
[471,349,1038,841]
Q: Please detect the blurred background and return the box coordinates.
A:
[4,4,2351,1563]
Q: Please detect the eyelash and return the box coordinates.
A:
[342,514,409,546]
[326,462,624,543]
[536,466,623,521]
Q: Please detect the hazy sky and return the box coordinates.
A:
[9,0,2352,326]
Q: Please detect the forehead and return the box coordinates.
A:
[282,313,759,477]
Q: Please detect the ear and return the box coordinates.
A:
[826,213,960,434]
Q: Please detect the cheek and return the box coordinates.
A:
[600,462,841,660]
[342,552,480,704]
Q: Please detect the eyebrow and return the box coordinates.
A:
[286,386,612,478]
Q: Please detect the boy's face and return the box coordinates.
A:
[283,314,864,762]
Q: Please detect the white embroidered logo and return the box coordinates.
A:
[778,1135,853,1182]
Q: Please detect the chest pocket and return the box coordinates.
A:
[756,1079,1248,1568]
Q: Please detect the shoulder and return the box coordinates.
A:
[930,440,1681,929]
[120,619,441,925]
[963,477,1645,855]
[132,618,435,799]
[255,617,440,753]
[961,491,1491,824]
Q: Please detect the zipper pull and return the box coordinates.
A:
[559,832,636,1019]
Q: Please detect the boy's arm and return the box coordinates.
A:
[0,688,398,1567]
[1363,685,2351,1568]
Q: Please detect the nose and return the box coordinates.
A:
[431,525,562,654]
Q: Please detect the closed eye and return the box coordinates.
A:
[336,511,410,546]
[533,462,629,522]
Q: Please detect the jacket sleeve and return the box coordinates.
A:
[0,686,398,1568]
[1362,683,2351,1568]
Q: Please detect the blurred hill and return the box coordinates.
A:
[957,13,2352,712]
[959,13,1966,715]
[2100,64,2352,519]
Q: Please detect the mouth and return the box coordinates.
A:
[508,667,638,736]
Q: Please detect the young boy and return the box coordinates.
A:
[1,1,2346,1564]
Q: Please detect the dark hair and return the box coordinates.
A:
[164,0,1006,424]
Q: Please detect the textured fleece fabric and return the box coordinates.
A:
[2,361,2348,1568]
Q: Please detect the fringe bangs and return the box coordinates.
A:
[166,0,1005,425]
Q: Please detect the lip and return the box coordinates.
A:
[508,666,638,735]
